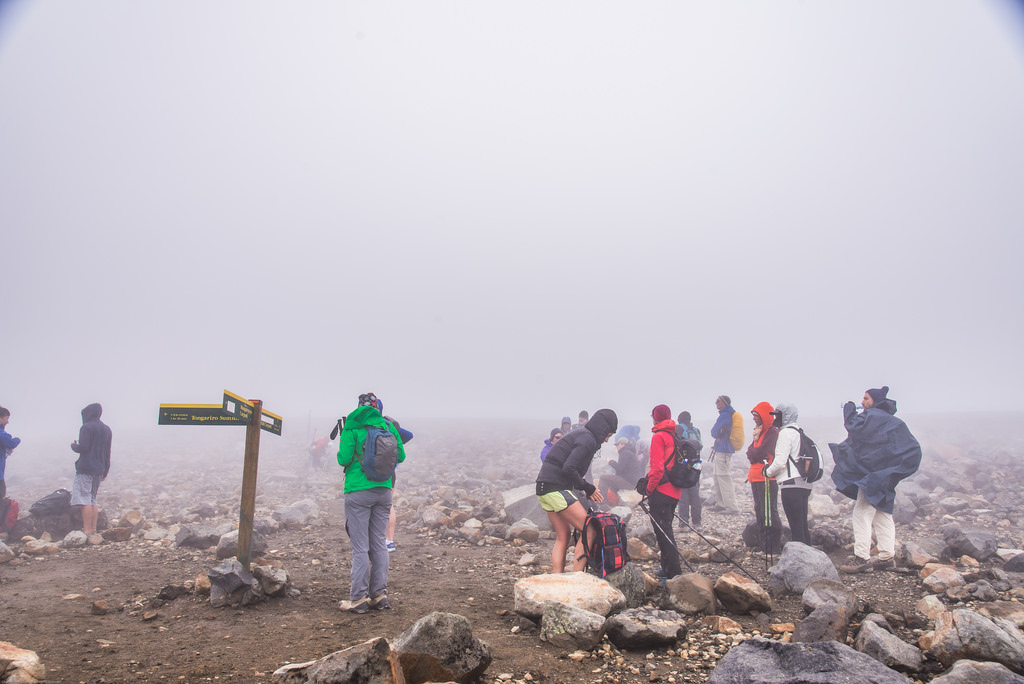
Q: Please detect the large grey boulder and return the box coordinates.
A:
[216,529,268,560]
[514,572,625,620]
[272,500,319,529]
[502,484,548,527]
[253,565,289,597]
[980,601,1024,628]
[855,620,924,673]
[539,601,606,650]
[0,641,46,682]
[792,603,850,643]
[505,518,540,543]
[768,542,840,595]
[930,659,1024,684]
[662,572,716,615]
[713,572,772,616]
[1004,554,1024,573]
[605,608,687,650]
[175,524,222,549]
[942,524,998,562]
[706,637,912,683]
[207,558,265,607]
[0,541,14,564]
[272,636,402,683]
[601,563,648,609]
[393,612,492,684]
[802,578,858,616]
[922,608,1024,673]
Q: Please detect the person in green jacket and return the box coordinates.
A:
[337,393,406,614]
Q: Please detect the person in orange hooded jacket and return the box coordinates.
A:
[746,401,781,553]
[644,404,683,579]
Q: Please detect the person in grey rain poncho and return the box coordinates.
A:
[830,386,921,573]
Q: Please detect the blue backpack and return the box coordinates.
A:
[360,423,399,482]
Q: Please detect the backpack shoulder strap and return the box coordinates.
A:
[581,514,597,559]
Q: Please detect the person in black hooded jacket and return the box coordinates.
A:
[536,408,617,573]
[70,402,112,534]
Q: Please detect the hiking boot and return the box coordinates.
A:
[839,558,875,574]
[339,597,370,614]
[370,593,390,611]
[873,558,896,571]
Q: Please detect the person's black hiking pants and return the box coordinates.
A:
[750,479,781,553]
[650,490,681,578]
[676,484,702,527]
[781,487,811,545]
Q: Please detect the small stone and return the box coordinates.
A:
[91,600,110,615]
[142,610,158,621]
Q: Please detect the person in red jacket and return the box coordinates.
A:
[644,404,683,580]
[746,401,781,553]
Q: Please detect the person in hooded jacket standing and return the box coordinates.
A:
[70,402,112,535]
[746,401,781,553]
[643,404,682,579]
[536,408,617,573]
[337,392,407,613]
[765,403,812,545]
[674,411,702,530]
[832,386,921,573]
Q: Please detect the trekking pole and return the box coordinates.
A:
[763,467,774,574]
[637,498,696,574]
[671,507,760,583]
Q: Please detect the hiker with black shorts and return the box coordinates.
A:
[535,409,617,573]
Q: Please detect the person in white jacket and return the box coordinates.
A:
[764,403,812,545]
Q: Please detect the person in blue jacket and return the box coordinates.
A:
[709,396,740,513]
[0,406,22,502]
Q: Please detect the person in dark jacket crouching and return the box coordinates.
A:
[535,408,617,573]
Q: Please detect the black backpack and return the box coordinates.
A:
[666,434,702,489]
[786,427,823,483]
[29,488,71,517]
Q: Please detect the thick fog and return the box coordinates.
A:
[2,2,1024,453]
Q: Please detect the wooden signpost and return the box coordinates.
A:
[159,390,283,569]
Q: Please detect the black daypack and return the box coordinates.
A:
[581,512,629,578]
[359,422,399,482]
[786,427,823,483]
[666,434,703,489]
[29,488,71,517]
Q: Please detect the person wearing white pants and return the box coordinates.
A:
[831,386,921,574]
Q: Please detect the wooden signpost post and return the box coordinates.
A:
[158,390,283,569]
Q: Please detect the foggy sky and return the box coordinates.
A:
[2,2,1023,445]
